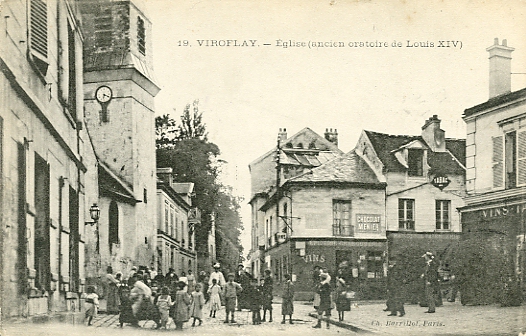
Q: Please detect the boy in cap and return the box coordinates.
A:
[223,273,242,323]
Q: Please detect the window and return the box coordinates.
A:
[408,149,424,176]
[266,219,270,247]
[137,16,146,55]
[494,129,526,189]
[398,199,415,230]
[164,202,169,233]
[505,131,517,189]
[143,188,148,203]
[436,200,450,230]
[29,0,48,74]
[34,154,50,291]
[333,200,352,236]
[67,23,76,120]
[69,187,80,291]
[109,201,119,252]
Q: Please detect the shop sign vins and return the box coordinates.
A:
[356,214,381,232]
[302,254,326,263]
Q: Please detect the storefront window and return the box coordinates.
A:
[367,251,384,278]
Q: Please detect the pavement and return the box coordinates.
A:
[2,300,525,336]
[307,300,526,336]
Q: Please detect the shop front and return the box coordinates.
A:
[266,238,387,300]
[460,201,526,306]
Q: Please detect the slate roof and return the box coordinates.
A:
[279,148,340,168]
[364,130,465,174]
[285,150,383,185]
[98,161,137,203]
[463,87,526,117]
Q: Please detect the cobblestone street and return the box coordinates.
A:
[1,302,351,336]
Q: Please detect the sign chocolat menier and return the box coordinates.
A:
[356,214,381,232]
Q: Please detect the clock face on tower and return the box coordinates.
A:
[95,85,113,103]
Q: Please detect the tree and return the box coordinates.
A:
[155,103,243,272]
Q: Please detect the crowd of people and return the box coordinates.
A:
[83,253,447,329]
[84,262,293,329]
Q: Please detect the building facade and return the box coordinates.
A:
[0,0,97,319]
[250,128,390,300]
[80,0,160,283]
[459,38,525,305]
[354,116,466,302]
[355,116,466,260]
[248,128,342,285]
[156,168,197,276]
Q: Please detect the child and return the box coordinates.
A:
[246,277,262,324]
[223,273,242,324]
[208,278,221,318]
[84,286,99,326]
[190,283,205,326]
[281,274,294,325]
[172,281,191,330]
[156,286,173,329]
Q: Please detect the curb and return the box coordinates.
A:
[308,312,376,333]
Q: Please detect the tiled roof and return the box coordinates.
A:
[364,130,465,174]
[286,150,383,185]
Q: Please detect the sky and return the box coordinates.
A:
[146,0,526,254]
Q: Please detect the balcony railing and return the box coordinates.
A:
[333,225,353,236]
[399,220,415,230]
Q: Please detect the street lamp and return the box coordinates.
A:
[85,203,100,226]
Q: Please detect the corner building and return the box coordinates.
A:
[459,38,526,305]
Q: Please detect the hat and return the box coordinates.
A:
[422,252,434,258]
[131,266,138,270]
[227,273,235,278]
[213,263,220,268]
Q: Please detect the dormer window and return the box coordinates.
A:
[408,149,424,176]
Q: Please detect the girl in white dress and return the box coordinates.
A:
[208,278,221,318]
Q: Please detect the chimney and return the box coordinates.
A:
[157,167,173,185]
[487,38,514,98]
[324,128,338,147]
[278,128,287,146]
[421,115,446,152]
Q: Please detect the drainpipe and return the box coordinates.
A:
[58,176,66,292]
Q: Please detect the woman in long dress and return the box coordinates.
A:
[281,274,294,324]
[105,266,120,314]
[208,278,221,318]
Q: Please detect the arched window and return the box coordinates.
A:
[109,201,119,253]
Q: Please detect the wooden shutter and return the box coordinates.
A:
[517,131,526,186]
[492,135,504,188]
[30,0,48,58]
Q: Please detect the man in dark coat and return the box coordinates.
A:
[422,252,439,313]
[234,264,251,310]
[386,256,405,317]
